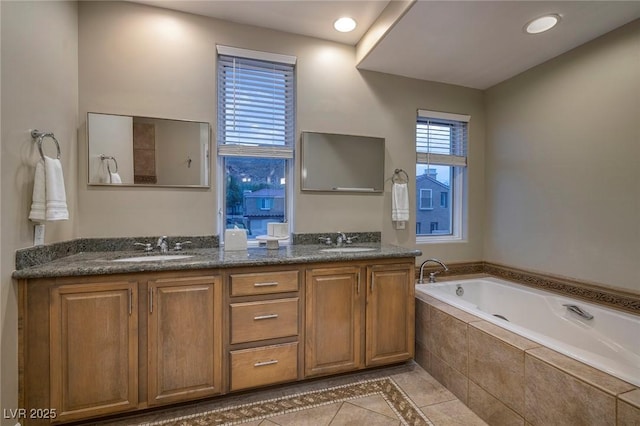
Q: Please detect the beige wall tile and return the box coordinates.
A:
[619,389,640,409]
[433,302,482,324]
[415,300,430,346]
[468,327,526,415]
[469,321,540,352]
[617,399,640,426]
[526,347,635,396]
[468,380,524,426]
[415,340,430,372]
[430,307,468,375]
[430,354,468,404]
[524,354,616,425]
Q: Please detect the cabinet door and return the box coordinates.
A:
[147,275,222,406]
[305,266,363,377]
[366,264,415,366]
[50,281,138,423]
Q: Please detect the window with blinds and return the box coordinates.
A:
[217,46,296,241]
[217,50,295,158]
[416,110,469,167]
[416,110,470,240]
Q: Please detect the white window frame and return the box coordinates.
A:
[216,46,296,246]
[416,110,469,244]
[419,189,433,210]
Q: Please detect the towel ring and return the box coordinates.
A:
[100,154,119,174]
[31,130,61,161]
[392,168,409,184]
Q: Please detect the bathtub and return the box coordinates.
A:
[416,277,640,388]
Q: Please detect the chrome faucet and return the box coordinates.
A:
[418,258,449,284]
[157,236,169,254]
[336,232,347,247]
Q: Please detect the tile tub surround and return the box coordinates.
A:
[418,261,640,316]
[415,295,640,425]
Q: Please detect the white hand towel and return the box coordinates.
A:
[28,159,46,222]
[392,183,409,222]
[44,156,69,221]
[109,172,122,184]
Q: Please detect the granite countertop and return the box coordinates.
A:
[13,244,422,279]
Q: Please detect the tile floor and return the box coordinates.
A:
[94,362,487,426]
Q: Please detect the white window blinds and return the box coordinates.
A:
[217,48,295,158]
[416,109,470,167]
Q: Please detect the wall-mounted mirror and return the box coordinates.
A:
[87,112,210,187]
[301,131,385,192]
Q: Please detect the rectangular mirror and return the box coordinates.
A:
[87,112,210,187]
[301,131,385,192]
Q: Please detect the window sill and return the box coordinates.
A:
[417,235,465,244]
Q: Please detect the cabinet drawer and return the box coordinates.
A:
[230,270,299,296]
[230,343,298,391]
[230,298,298,344]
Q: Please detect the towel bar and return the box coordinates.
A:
[100,154,119,174]
[31,130,61,161]
[392,168,409,184]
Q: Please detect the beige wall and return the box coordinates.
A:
[77,1,486,264]
[1,1,79,421]
[485,20,640,292]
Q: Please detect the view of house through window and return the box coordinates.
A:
[225,157,286,237]
[217,46,295,241]
[416,110,469,240]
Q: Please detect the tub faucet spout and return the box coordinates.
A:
[563,304,594,320]
[418,258,449,284]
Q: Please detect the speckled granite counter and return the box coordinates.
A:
[13,244,422,279]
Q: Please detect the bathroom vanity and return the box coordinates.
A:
[15,244,419,424]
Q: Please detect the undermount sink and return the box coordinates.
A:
[320,247,377,253]
[112,254,194,262]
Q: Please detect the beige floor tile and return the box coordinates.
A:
[348,394,400,420]
[330,402,401,425]
[391,369,456,407]
[267,401,343,426]
[421,400,489,426]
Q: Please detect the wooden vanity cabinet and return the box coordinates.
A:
[365,263,415,366]
[19,257,414,424]
[49,280,138,423]
[304,266,362,376]
[305,260,415,378]
[227,268,302,392]
[146,275,223,406]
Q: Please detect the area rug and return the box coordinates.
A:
[146,377,433,426]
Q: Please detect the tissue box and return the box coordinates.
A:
[225,228,247,251]
[267,222,288,238]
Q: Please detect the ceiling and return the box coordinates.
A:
[133,1,640,90]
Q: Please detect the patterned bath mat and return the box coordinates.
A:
[145,377,432,426]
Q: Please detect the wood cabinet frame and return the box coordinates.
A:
[19,258,415,425]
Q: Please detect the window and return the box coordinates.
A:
[440,192,448,208]
[217,46,296,240]
[416,110,469,241]
[419,189,433,210]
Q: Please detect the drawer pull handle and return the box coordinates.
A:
[254,314,279,320]
[254,359,278,367]
[254,282,279,287]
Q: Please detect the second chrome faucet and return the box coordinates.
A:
[418,258,449,284]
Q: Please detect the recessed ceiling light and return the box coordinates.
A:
[525,14,561,34]
[334,17,357,33]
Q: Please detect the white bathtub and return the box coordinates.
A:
[416,277,640,387]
